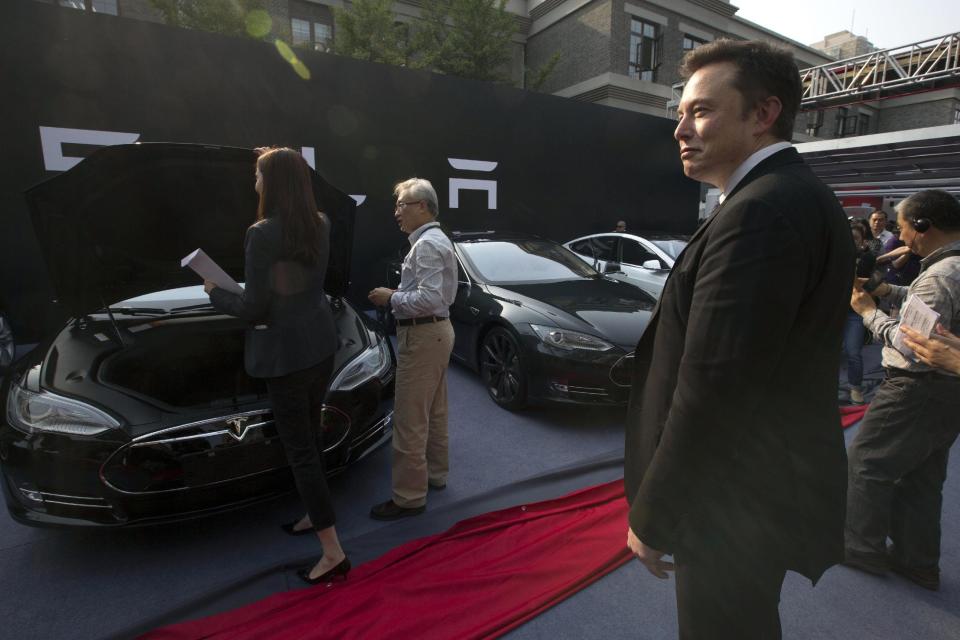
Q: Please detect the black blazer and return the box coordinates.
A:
[210,215,337,379]
[624,148,854,582]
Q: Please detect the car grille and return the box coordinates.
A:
[100,407,350,495]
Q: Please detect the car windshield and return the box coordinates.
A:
[650,239,687,260]
[459,239,599,284]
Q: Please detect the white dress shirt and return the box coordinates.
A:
[391,222,457,320]
[718,141,793,205]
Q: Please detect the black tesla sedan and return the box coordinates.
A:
[448,232,656,410]
[0,144,395,528]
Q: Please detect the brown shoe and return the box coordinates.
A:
[369,499,425,521]
[889,556,940,591]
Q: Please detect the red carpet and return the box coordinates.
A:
[142,408,865,639]
[141,480,633,640]
[840,403,869,429]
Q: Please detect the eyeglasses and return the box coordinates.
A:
[395,200,422,210]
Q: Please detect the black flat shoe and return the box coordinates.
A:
[280,519,313,536]
[297,557,351,586]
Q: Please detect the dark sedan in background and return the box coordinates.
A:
[447,232,656,410]
[1,144,395,528]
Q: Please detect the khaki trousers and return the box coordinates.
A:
[392,319,455,508]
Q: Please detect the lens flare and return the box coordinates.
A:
[273,39,312,80]
[274,39,296,62]
[245,10,271,38]
[292,59,311,80]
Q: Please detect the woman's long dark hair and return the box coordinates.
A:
[255,147,325,267]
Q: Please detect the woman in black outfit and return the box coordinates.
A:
[205,147,348,585]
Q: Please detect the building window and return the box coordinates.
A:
[833,108,847,136]
[858,113,871,135]
[629,19,661,82]
[290,0,334,52]
[58,0,119,14]
[314,23,333,49]
[834,107,859,137]
[954,107,960,124]
[805,110,823,136]
[291,18,312,46]
[682,34,707,51]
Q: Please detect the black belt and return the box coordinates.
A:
[884,367,957,381]
[396,315,448,327]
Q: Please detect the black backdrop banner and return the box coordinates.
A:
[1,1,698,341]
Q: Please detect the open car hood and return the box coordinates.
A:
[26,143,355,316]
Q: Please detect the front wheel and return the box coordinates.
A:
[479,327,527,411]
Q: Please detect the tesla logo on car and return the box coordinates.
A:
[226,417,251,441]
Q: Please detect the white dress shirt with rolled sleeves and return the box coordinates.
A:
[391,222,457,320]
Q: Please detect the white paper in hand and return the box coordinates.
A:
[893,294,941,360]
[181,249,244,295]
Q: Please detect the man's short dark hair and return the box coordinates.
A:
[899,190,960,232]
[869,210,887,220]
[680,39,801,141]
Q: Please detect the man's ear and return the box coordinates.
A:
[752,96,783,136]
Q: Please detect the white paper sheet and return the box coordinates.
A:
[893,294,941,360]
[180,249,244,295]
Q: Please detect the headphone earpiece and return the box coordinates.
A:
[912,217,931,232]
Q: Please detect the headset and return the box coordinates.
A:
[911,216,931,232]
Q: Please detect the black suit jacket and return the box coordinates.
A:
[624,148,854,582]
[210,216,337,379]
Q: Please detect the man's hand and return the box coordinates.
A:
[850,281,877,316]
[203,280,217,294]
[900,324,960,375]
[627,527,674,579]
[368,287,394,307]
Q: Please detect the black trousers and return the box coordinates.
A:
[264,357,336,531]
[846,371,960,569]
[673,501,788,640]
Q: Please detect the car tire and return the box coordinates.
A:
[479,327,527,411]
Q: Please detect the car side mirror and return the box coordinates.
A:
[604,261,622,274]
[641,259,662,270]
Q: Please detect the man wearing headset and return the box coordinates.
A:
[847,189,960,591]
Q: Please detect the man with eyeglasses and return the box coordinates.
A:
[368,178,457,520]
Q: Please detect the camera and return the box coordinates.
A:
[862,271,884,294]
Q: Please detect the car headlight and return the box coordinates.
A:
[530,324,614,352]
[6,384,119,436]
[329,335,392,392]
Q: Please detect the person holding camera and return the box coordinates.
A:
[846,189,960,591]
[844,223,876,404]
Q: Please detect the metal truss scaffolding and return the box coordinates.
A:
[800,32,960,108]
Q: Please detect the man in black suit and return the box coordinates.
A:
[624,40,853,638]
